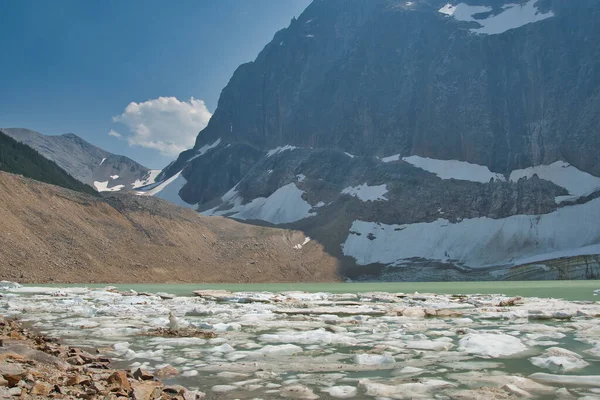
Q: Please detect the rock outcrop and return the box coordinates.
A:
[149,0,600,280]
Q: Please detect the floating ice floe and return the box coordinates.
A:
[458,333,527,358]
[529,347,589,372]
[354,353,395,365]
[3,287,600,399]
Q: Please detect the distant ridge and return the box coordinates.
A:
[0,128,158,192]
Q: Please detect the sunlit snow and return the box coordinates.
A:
[203,183,316,224]
[189,138,221,162]
[343,197,600,268]
[93,181,125,192]
[138,170,197,209]
[132,169,161,189]
[438,0,554,35]
[510,161,600,203]
[266,145,298,158]
[390,155,505,183]
[341,183,388,202]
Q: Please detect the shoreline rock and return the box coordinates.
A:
[0,316,205,399]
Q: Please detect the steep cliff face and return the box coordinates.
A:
[151,0,600,280]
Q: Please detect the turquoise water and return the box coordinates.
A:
[40,280,600,301]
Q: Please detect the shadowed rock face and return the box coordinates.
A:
[0,128,152,191]
[156,0,600,280]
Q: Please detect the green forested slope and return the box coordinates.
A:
[0,131,97,195]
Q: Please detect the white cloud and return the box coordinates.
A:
[108,129,122,138]
[112,96,212,156]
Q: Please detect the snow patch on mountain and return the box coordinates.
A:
[110,175,119,180]
[439,0,554,35]
[202,183,315,224]
[294,237,311,250]
[132,170,161,189]
[137,171,197,209]
[341,183,388,202]
[395,155,505,183]
[343,197,600,268]
[510,161,600,203]
[189,138,221,161]
[266,145,298,158]
[93,181,125,192]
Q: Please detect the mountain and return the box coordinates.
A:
[0,171,338,283]
[0,130,97,195]
[0,128,159,192]
[147,0,600,281]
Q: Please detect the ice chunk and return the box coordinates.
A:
[530,348,590,372]
[529,373,600,387]
[211,385,238,393]
[322,386,357,398]
[259,329,357,345]
[458,333,527,358]
[280,385,319,399]
[354,353,395,365]
[358,378,455,398]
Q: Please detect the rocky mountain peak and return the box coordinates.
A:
[146,0,600,281]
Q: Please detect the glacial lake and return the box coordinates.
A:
[44,280,600,301]
[4,281,599,399]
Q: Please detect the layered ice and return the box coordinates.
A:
[343,197,600,268]
[510,161,600,203]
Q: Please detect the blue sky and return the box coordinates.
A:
[0,0,311,168]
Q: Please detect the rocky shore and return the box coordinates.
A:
[0,316,203,399]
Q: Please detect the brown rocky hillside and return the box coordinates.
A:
[0,171,340,283]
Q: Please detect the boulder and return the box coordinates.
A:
[106,371,131,392]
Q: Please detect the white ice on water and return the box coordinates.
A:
[2,285,599,399]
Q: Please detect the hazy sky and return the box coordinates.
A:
[0,0,311,168]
